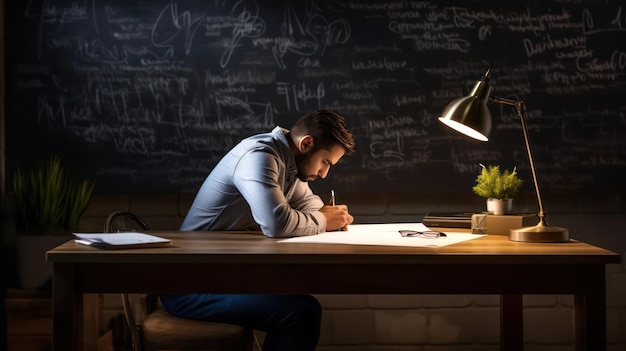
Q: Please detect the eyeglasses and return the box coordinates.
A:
[399,230,447,238]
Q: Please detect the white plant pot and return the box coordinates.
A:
[486,198,513,215]
[17,235,71,290]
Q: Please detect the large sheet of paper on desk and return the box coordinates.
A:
[278,223,485,248]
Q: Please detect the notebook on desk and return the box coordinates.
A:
[422,212,474,229]
[74,232,172,250]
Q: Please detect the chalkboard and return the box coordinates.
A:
[5,0,626,193]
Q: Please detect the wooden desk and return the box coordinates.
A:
[47,230,620,351]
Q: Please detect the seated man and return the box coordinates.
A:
[161,109,356,351]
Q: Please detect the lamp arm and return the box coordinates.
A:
[489,96,547,224]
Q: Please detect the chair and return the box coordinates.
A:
[104,211,255,351]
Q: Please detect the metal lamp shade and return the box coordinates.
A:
[438,71,493,141]
[438,95,492,141]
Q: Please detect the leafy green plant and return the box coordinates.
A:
[472,164,523,199]
[12,156,95,234]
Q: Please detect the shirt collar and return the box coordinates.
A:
[272,126,298,176]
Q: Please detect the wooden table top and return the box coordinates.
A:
[47,230,621,265]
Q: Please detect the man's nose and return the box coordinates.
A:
[318,166,330,179]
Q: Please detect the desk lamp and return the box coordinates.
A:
[437,67,569,243]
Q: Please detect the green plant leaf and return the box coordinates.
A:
[11,156,95,235]
[472,164,523,199]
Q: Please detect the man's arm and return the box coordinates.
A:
[233,150,326,238]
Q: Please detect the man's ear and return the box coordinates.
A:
[298,135,314,153]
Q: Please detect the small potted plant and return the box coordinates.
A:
[10,156,95,289]
[472,164,523,215]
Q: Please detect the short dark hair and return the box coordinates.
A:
[291,110,356,155]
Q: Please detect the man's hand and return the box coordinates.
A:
[320,204,354,231]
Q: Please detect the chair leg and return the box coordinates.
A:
[121,294,144,351]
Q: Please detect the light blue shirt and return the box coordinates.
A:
[181,127,326,237]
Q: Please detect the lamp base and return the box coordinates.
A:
[509,222,569,243]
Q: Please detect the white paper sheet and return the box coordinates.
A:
[277,223,485,248]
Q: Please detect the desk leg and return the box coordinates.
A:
[52,263,82,351]
[501,294,523,351]
[83,294,101,351]
[575,265,606,351]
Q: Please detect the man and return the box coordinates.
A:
[160,109,356,351]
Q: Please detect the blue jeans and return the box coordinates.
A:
[160,294,321,351]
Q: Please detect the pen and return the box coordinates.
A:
[331,189,346,231]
